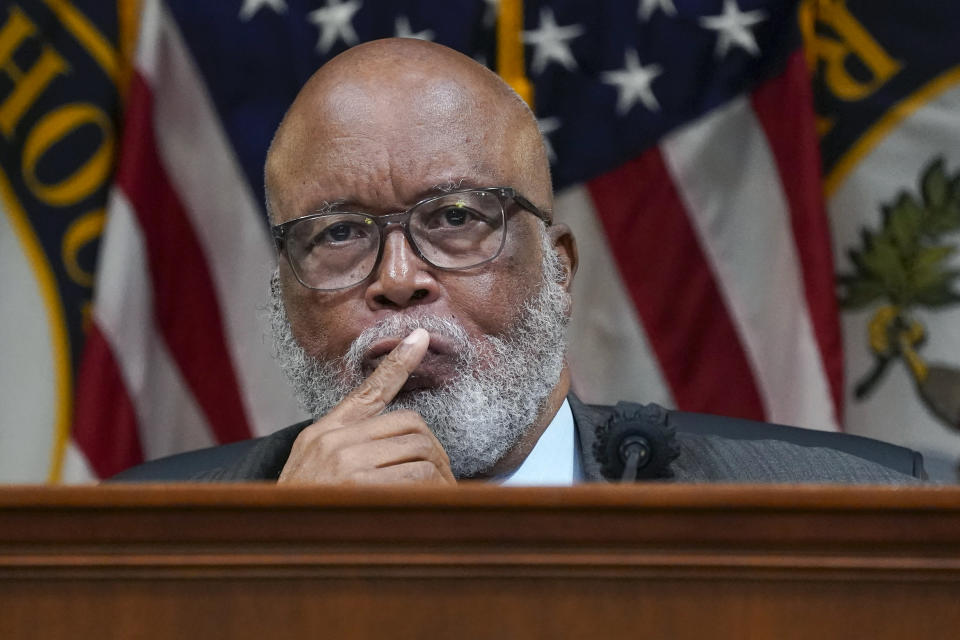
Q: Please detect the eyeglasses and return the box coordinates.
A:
[272,187,551,291]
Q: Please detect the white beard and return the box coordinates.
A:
[269,232,570,478]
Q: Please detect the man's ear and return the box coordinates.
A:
[547,223,578,292]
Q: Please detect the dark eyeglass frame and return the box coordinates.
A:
[271,187,552,291]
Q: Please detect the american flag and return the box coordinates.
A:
[67,0,841,479]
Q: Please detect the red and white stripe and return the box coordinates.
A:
[561,52,842,431]
[71,0,301,479]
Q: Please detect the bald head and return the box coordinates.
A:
[265,38,551,225]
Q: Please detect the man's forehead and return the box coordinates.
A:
[271,106,515,218]
[304,74,481,129]
[266,39,550,223]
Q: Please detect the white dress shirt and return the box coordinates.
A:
[499,399,583,486]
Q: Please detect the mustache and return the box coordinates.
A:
[342,313,474,373]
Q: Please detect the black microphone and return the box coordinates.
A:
[593,402,680,482]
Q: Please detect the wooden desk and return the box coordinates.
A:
[1,485,959,639]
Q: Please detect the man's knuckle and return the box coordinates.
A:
[350,382,385,406]
[293,424,321,445]
[314,429,339,452]
[395,432,431,454]
[400,414,430,432]
[396,431,420,444]
[380,349,408,369]
[412,461,436,480]
[417,435,439,457]
[390,409,420,423]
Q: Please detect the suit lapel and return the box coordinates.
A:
[567,393,610,482]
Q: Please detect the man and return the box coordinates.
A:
[256,36,575,485]
[117,38,921,484]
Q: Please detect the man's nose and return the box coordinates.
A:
[364,229,440,309]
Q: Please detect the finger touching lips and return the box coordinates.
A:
[335,328,430,420]
[365,331,456,362]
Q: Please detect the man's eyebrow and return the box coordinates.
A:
[431,178,466,193]
[428,178,483,194]
[302,179,487,215]
[305,199,347,214]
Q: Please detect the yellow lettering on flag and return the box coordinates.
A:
[22,103,115,206]
[801,0,901,102]
[62,208,104,288]
[0,6,70,138]
[42,0,119,84]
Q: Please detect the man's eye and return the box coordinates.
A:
[326,222,355,242]
[428,206,484,229]
[303,221,369,250]
[443,207,468,226]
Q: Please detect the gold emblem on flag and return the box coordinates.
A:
[839,157,960,430]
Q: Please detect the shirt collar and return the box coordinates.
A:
[499,399,583,486]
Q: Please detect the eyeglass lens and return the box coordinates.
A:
[285,190,506,290]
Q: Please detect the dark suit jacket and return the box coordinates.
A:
[132,395,919,484]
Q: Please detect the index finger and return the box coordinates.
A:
[334,328,430,421]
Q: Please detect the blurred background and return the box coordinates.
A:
[2,0,959,483]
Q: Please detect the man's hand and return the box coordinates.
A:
[278,328,456,485]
